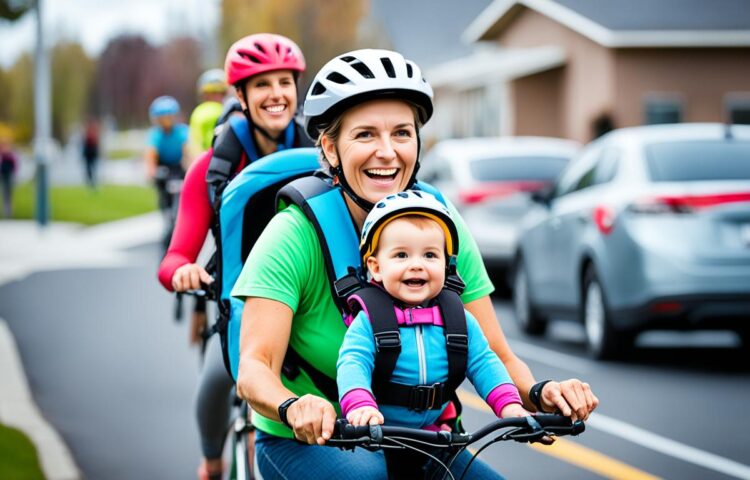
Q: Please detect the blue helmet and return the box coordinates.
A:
[149,95,180,119]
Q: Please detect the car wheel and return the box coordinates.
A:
[513,259,547,336]
[583,268,631,360]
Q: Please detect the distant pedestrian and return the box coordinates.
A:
[0,128,18,218]
[82,118,100,188]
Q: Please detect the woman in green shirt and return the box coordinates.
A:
[232,49,599,479]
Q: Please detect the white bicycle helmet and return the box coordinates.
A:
[360,190,458,262]
[303,49,433,140]
[197,68,227,94]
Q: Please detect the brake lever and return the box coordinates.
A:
[507,416,548,443]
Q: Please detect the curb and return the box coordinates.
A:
[0,212,162,479]
[0,319,80,480]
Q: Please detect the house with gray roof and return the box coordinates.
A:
[427,0,750,143]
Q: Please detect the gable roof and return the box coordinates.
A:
[464,0,750,47]
[370,0,493,69]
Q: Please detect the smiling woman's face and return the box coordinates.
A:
[239,70,297,136]
[321,99,418,205]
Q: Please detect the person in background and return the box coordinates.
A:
[157,33,310,480]
[0,126,18,218]
[188,69,229,163]
[82,118,100,189]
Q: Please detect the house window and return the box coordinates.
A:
[725,94,750,125]
[644,96,683,125]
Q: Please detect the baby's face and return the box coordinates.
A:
[367,217,446,306]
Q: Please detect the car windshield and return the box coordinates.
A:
[469,156,570,182]
[645,140,750,182]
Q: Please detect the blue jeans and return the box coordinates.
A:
[255,430,504,480]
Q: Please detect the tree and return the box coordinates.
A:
[96,34,203,128]
[4,54,34,142]
[0,0,31,21]
[50,41,96,140]
[218,0,386,91]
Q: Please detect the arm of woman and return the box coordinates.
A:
[237,297,337,445]
[157,151,214,291]
[446,198,598,421]
[465,296,598,421]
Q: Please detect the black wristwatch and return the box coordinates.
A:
[278,397,299,428]
[529,380,551,412]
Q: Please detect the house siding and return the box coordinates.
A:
[613,48,750,126]
[496,8,616,143]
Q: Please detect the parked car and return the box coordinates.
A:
[512,123,750,359]
[420,137,580,282]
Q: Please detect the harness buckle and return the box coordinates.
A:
[334,271,363,304]
[374,331,401,352]
[444,274,466,295]
[446,333,469,354]
[409,383,444,411]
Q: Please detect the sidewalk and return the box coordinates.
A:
[0,213,161,480]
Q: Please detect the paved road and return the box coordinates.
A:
[0,245,201,480]
[1,243,749,479]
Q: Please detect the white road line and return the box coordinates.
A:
[587,414,750,480]
[508,338,594,373]
[503,339,750,479]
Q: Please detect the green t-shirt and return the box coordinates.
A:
[188,101,224,152]
[231,201,494,438]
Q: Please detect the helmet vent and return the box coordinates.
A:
[350,61,375,79]
[406,63,414,78]
[340,56,356,63]
[326,72,350,84]
[311,82,327,95]
[254,42,266,54]
[239,52,262,64]
[380,57,396,78]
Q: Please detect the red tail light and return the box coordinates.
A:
[593,205,616,235]
[630,192,750,214]
[459,181,549,205]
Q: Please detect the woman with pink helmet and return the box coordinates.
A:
[157,33,312,480]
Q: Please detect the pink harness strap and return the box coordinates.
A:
[344,296,445,328]
[393,305,444,326]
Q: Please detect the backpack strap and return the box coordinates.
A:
[277,175,364,313]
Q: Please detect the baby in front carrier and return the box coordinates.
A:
[336,190,530,429]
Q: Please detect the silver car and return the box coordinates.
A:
[513,123,750,359]
[420,137,579,282]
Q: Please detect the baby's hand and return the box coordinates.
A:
[500,403,531,419]
[346,406,384,426]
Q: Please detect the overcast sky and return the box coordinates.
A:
[0,0,220,67]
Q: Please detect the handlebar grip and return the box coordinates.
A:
[333,419,383,442]
[533,414,585,436]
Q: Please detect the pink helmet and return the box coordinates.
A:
[224,33,306,86]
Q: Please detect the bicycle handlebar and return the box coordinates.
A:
[328,414,584,449]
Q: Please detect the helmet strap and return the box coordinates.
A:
[333,163,376,213]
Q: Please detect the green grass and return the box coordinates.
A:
[0,423,45,479]
[106,148,141,161]
[11,182,157,225]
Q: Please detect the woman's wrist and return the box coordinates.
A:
[529,380,551,412]
[278,397,300,428]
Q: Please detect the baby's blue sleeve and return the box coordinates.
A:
[464,310,514,399]
[336,312,377,399]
